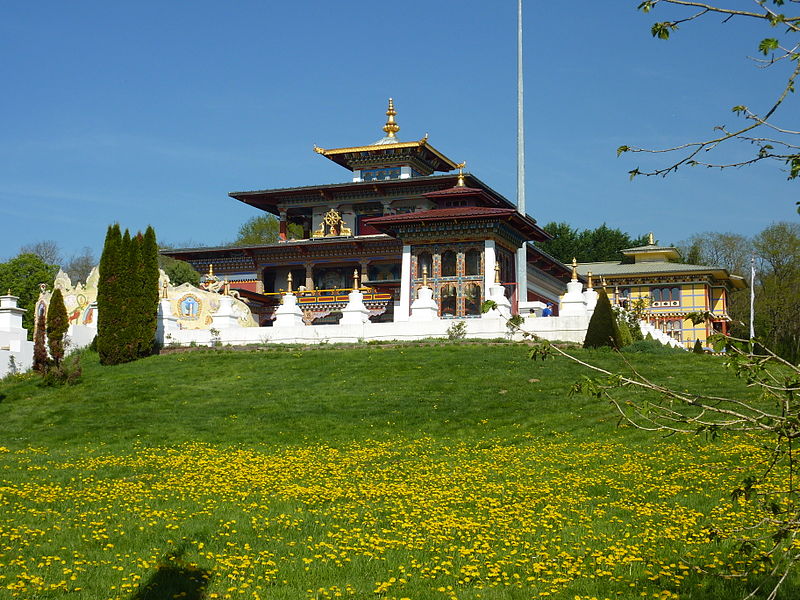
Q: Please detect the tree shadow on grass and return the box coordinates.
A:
[130,548,212,600]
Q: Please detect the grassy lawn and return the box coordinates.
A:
[0,343,795,599]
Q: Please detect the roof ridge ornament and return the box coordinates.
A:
[455,161,467,187]
[382,98,400,138]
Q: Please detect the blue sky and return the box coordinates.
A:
[1,1,797,263]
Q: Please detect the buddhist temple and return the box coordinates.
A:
[576,234,746,349]
[163,100,573,325]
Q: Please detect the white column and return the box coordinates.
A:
[396,245,412,322]
[484,240,496,296]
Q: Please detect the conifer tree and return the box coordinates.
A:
[46,288,68,368]
[122,231,141,363]
[97,224,123,365]
[139,226,159,356]
[32,308,48,372]
[693,339,704,354]
[583,290,621,349]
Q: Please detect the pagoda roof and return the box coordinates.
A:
[576,261,747,289]
[363,205,550,242]
[313,136,458,173]
[229,173,519,215]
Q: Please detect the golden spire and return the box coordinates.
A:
[587,271,593,289]
[455,161,466,187]
[353,269,360,290]
[648,232,655,245]
[207,264,214,278]
[287,271,293,293]
[571,257,578,282]
[495,262,501,284]
[382,98,400,138]
[422,264,428,287]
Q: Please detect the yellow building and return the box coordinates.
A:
[576,235,746,349]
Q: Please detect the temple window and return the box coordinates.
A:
[440,283,457,316]
[463,282,482,316]
[417,252,432,279]
[464,249,480,276]
[441,251,457,277]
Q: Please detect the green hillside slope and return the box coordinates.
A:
[0,345,794,599]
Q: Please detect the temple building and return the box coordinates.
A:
[164,100,572,325]
[576,235,746,349]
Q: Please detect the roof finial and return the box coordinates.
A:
[382,98,400,138]
[571,257,578,282]
[648,232,655,245]
[455,161,466,187]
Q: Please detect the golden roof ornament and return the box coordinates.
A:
[648,232,655,245]
[287,271,293,294]
[422,264,428,287]
[382,98,400,138]
[571,257,578,282]
[587,271,593,289]
[353,269,360,290]
[455,161,467,187]
[495,262,501,284]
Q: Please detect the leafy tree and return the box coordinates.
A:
[537,222,648,263]
[0,253,58,337]
[157,254,199,286]
[232,214,303,246]
[46,288,68,368]
[64,247,96,284]
[19,240,61,266]
[683,223,800,362]
[584,290,621,349]
[620,0,799,199]
[678,232,752,275]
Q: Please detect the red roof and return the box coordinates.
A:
[363,206,550,242]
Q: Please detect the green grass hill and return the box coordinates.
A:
[0,343,796,599]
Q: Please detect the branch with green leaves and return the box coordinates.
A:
[620,0,800,191]
[526,316,800,599]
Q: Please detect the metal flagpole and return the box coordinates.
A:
[515,0,528,303]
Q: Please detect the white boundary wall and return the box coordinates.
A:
[161,313,590,347]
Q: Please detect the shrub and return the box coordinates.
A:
[584,290,620,349]
[693,339,704,354]
[616,319,634,348]
[446,321,467,341]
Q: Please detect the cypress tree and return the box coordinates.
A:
[46,288,69,368]
[122,232,141,363]
[33,308,49,372]
[97,224,123,365]
[693,339,704,354]
[584,290,621,349]
[139,226,159,356]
